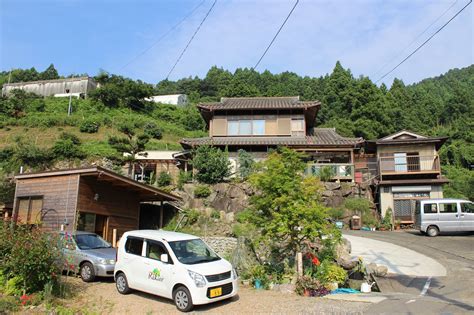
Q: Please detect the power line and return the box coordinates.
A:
[119,0,206,72]
[253,0,299,70]
[372,0,459,79]
[166,0,217,80]
[375,0,472,83]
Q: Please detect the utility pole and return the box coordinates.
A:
[66,88,72,116]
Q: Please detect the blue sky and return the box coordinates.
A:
[1,0,472,85]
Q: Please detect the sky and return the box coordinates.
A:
[0,0,473,86]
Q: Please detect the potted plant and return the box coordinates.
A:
[395,219,401,230]
[295,276,320,296]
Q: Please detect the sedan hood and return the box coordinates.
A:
[82,247,117,260]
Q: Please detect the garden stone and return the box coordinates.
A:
[375,265,388,277]
[225,212,235,223]
[273,283,296,294]
[337,255,358,270]
[322,190,334,197]
[324,182,341,190]
[367,263,377,274]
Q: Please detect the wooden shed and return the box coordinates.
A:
[12,166,180,242]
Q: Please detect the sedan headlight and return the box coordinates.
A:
[188,270,206,287]
[98,259,115,265]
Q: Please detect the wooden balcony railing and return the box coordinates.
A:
[306,163,355,181]
[379,154,440,175]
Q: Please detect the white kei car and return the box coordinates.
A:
[114,230,238,312]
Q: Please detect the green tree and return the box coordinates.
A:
[246,148,338,258]
[51,132,85,160]
[237,149,255,179]
[192,146,231,184]
[108,122,150,178]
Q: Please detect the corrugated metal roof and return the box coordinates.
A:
[198,96,321,110]
[181,128,363,147]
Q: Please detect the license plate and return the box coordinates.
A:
[209,287,222,298]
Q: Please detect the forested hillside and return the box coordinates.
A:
[0,63,472,199]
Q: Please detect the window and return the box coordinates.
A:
[74,233,111,250]
[439,203,457,213]
[168,239,220,265]
[252,120,265,135]
[125,237,143,255]
[423,203,437,214]
[146,240,170,263]
[239,120,252,135]
[291,118,305,137]
[227,119,266,135]
[394,153,408,172]
[227,120,239,136]
[16,196,43,224]
[461,203,474,214]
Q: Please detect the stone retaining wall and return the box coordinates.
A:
[203,236,238,257]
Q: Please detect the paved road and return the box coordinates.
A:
[344,230,474,314]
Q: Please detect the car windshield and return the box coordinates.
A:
[168,239,220,265]
[74,234,111,250]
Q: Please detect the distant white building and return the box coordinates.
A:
[2,77,97,98]
[146,94,188,106]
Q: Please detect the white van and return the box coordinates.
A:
[114,230,238,312]
[415,199,474,237]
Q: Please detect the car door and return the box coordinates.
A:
[122,237,145,290]
[140,240,175,298]
[459,202,474,232]
[438,202,460,232]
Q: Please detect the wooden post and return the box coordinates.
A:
[297,252,303,276]
[4,211,9,220]
[60,224,65,231]
[159,201,164,229]
[112,229,117,248]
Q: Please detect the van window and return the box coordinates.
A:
[461,203,474,213]
[439,203,458,213]
[423,203,437,214]
[146,240,171,263]
[125,237,143,255]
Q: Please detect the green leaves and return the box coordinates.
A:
[192,146,231,184]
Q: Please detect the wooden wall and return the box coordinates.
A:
[14,174,80,232]
[76,177,140,242]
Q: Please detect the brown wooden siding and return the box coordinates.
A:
[76,177,140,242]
[14,175,80,232]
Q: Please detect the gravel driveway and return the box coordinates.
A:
[61,278,369,314]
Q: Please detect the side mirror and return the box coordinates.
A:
[160,254,169,263]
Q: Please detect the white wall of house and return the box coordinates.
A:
[146,94,188,105]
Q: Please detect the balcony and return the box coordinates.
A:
[306,163,355,181]
[379,154,440,177]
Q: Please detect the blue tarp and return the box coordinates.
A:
[331,288,360,294]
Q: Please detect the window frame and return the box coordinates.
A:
[15,196,44,225]
[290,118,305,137]
[124,237,144,256]
[438,202,458,214]
[423,203,438,214]
[145,239,173,264]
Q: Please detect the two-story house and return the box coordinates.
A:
[371,130,449,222]
[180,97,364,181]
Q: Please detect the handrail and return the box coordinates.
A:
[378,154,440,173]
[306,163,355,179]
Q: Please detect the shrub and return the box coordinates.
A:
[237,149,255,179]
[143,122,163,140]
[51,132,86,160]
[156,171,172,187]
[79,119,100,133]
[184,209,200,225]
[0,224,62,294]
[194,185,211,198]
[177,171,192,190]
[0,295,19,312]
[316,261,347,285]
[328,208,345,220]
[318,166,335,181]
[193,146,231,184]
[344,198,372,215]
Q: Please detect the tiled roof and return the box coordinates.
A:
[198,96,321,110]
[181,128,363,147]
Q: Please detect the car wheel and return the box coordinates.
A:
[173,286,194,312]
[80,262,96,282]
[115,272,131,294]
[426,226,439,237]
